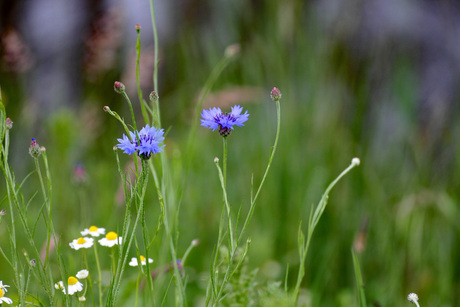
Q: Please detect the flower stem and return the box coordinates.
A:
[238,99,281,243]
[135,28,149,124]
[93,243,103,306]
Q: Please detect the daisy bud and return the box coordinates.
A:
[214,157,219,163]
[40,146,46,152]
[224,43,240,58]
[135,24,141,33]
[149,91,159,103]
[191,239,200,247]
[113,145,118,151]
[351,157,360,166]
[103,106,111,112]
[29,138,41,159]
[30,259,36,267]
[0,209,5,216]
[79,296,86,302]
[407,293,419,305]
[270,87,282,102]
[114,81,125,94]
[6,118,13,129]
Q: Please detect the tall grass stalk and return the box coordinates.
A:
[352,249,367,307]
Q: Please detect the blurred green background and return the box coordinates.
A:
[1,0,460,305]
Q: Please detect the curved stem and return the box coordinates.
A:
[238,100,281,242]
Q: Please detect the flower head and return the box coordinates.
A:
[81,226,105,237]
[117,124,165,160]
[129,255,154,267]
[0,290,12,304]
[55,281,64,290]
[0,282,12,304]
[200,105,249,137]
[69,237,94,250]
[62,276,83,295]
[76,269,89,279]
[99,231,122,247]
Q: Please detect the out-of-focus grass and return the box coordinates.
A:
[1,1,460,306]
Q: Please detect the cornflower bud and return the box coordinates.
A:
[103,106,110,112]
[270,87,282,102]
[135,24,141,33]
[114,81,125,94]
[29,138,41,158]
[149,91,159,103]
[6,118,13,129]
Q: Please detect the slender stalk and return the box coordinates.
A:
[293,158,360,302]
[148,0,161,128]
[83,251,96,306]
[238,99,281,242]
[93,243,103,306]
[214,155,235,253]
[122,92,138,132]
[352,249,367,307]
[34,159,51,267]
[135,28,149,124]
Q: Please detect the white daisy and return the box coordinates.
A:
[0,281,10,293]
[63,276,83,295]
[54,281,64,290]
[69,237,94,250]
[129,255,154,267]
[98,232,122,247]
[76,269,89,279]
[81,226,105,237]
[0,281,12,305]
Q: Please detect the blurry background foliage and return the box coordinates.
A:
[1,0,460,305]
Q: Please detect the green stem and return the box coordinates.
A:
[148,0,161,128]
[135,270,141,307]
[93,243,103,306]
[293,159,360,302]
[136,29,149,124]
[238,100,281,243]
[122,92,138,132]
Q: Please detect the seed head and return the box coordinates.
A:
[114,81,125,94]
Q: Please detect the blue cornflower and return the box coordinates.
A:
[117,124,165,159]
[200,105,249,137]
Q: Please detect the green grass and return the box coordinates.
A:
[0,1,459,306]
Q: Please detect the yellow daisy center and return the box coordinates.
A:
[140,256,146,261]
[68,276,78,285]
[77,237,86,244]
[0,288,3,298]
[89,226,98,232]
[106,232,118,240]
